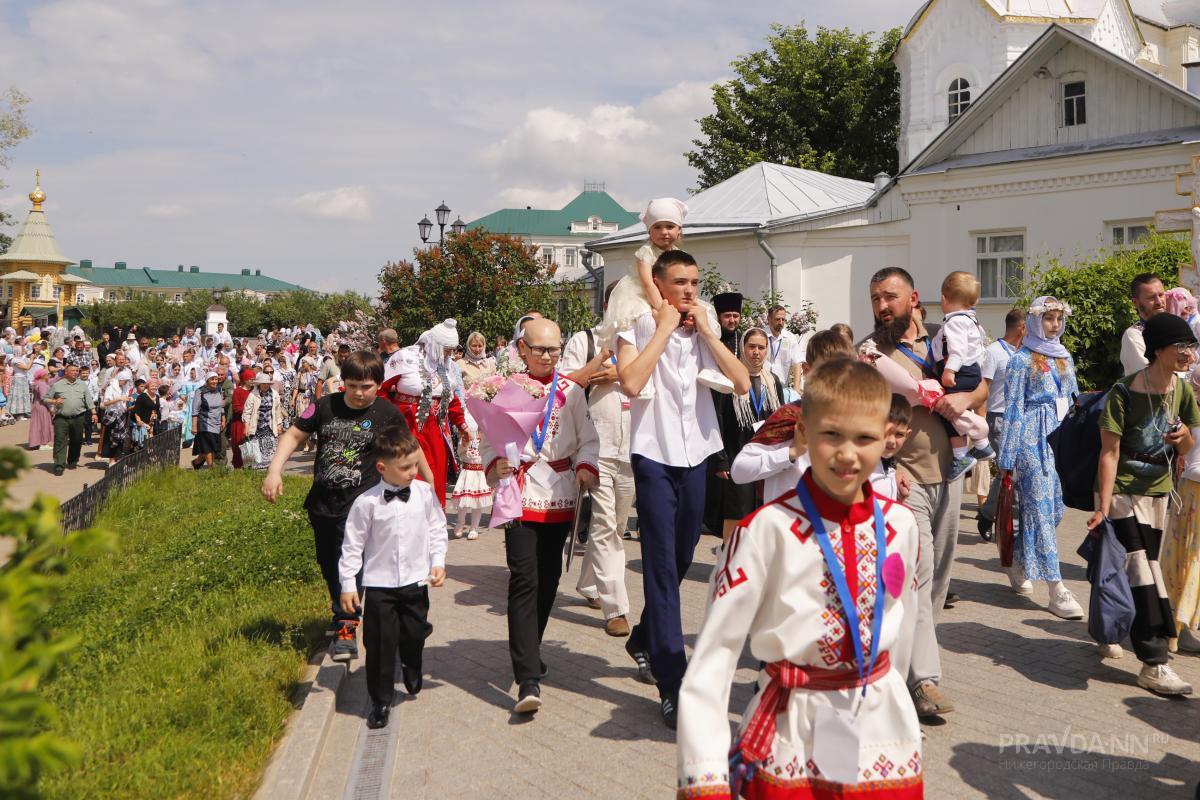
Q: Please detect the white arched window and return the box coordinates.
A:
[948,78,971,121]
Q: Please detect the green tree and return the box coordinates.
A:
[686,24,901,189]
[0,449,112,798]
[377,229,596,343]
[0,87,32,255]
[1019,233,1189,390]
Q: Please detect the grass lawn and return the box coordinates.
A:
[38,467,326,800]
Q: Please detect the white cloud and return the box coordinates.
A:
[144,203,191,219]
[481,81,716,202]
[496,186,587,210]
[286,186,371,221]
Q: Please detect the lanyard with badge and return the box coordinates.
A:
[793,477,887,785]
[611,354,630,410]
[895,340,936,379]
[770,335,783,362]
[1046,361,1071,422]
[529,368,559,454]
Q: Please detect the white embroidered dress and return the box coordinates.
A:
[677,474,923,800]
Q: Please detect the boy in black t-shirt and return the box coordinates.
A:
[262,351,435,662]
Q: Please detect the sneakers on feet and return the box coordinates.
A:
[1048,587,1085,620]
[943,592,960,609]
[911,679,955,716]
[583,595,602,610]
[366,702,390,729]
[514,680,542,713]
[948,455,977,481]
[1098,643,1125,659]
[1007,564,1033,596]
[625,638,656,685]
[332,621,359,662]
[605,615,631,637]
[660,691,679,730]
[1137,663,1193,695]
[968,444,995,461]
[466,528,479,540]
[539,660,548,679]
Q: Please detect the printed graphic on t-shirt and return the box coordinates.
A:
[316,416,375,489]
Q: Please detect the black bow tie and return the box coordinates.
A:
[384,487,411,503]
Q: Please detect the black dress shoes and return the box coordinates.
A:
[367,703,390,729]
[402,665,422,696]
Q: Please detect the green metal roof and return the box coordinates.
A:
[64,265,307,293]
[467,190,637,238]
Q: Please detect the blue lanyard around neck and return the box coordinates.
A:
[793,477,887,696]
[895,339,936,379]
[769,335,783,361]
[998,340,1014,356]
[749,379,766,418]
[529,369,559,454]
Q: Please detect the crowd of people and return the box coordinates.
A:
[14,197,1198,797]
[252,198,1200,799]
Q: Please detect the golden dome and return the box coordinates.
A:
[28,170,45,210]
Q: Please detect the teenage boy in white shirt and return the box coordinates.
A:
[616,249,750,730]
[339,426,447,730]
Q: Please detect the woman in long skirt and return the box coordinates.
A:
[996,297,1084,619]
[99,370,134,463]
[27,369,54,449]
[9,344,32,418]
[242,372,283,470]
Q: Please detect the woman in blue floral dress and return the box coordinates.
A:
[997,296,1085,620]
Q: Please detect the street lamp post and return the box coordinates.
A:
[418,202,465,246]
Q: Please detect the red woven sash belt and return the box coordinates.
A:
[514,457,573,492]
[738,652,891,762]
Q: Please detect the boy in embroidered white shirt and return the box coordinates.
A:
[339,427,448,730]
[677,360,922,799]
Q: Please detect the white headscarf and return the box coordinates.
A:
[640,197,688,229]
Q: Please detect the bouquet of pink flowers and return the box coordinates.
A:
[858,340,987,440]
[465,374,554,528]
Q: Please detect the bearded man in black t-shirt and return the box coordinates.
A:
[262,350,435,663]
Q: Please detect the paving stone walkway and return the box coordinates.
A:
[312,504,1199,800]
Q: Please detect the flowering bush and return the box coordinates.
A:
[324,309,379,354]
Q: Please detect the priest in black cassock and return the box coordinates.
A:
[704,292,746,537]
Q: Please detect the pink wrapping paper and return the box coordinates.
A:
[868,350,988,440]
[465,379,551,528]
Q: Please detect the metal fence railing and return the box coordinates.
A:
[59,423,183,532]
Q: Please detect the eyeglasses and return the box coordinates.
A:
[525,345,562,358]
[1172,342,1198,353]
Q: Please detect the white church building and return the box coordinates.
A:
[587,0,1200,336]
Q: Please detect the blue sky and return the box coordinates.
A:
[0,0,913,294]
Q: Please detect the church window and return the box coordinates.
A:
[1063,81,1086,126]
[948,78,971,121]
[1110,222,1150,249]
[53,286,62,300]
[30,284,40,300]
[975,233,1024,300]
[541,247,555,266]
[564,247,577,268]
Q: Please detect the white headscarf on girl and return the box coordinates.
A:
[1021,296,1072,359]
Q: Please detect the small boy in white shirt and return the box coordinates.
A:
[931,271,994,478]
[339,426,448,730]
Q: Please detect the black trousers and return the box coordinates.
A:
[308,511,362,622]
[52,413,85,468]
[363,584,432,705]
[505,520,570,683]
